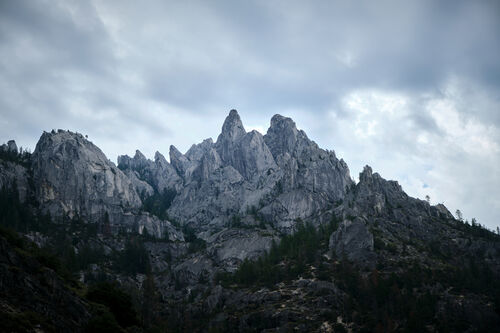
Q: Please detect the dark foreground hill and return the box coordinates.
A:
[0,110,499,332]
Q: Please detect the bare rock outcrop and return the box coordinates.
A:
[118,149,182,192]
[329,217,376,266]
[32,130,142,220]
[30,130,182,239]
[166,110,353,233]
[0,140,30,202]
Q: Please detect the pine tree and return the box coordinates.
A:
[103,211,111,236]
[141,273,159,329]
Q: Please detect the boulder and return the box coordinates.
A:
[329,217,376,266]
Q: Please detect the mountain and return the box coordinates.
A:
[30,130,183,241]
[121,110,353,233]
[0,110,499,332]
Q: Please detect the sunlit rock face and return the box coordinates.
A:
[329,217,376,267]
[30,130,182,239]
[32,130,142,220]
[165,110,353,232]
[25,110,459,245]
[3,108,498,333]
[118,149,182,193]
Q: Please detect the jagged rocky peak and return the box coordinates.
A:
[0,140,18,153]
[7,140,17,152]
[131,149,150,169]
[269,114,299,137]
[264,114,313,159]
[358,164,403,194]
[116,154,129,168]
[29,130,183,238]
[264,114,299,157]
[356,165,405,203]
[215,109,245,170]
[357,165,453,219]
[217,109,246,144]
[134,149,146,160]
[118,147,182,193]
[169,145,191,175]
[169,145,183,160]
[213,110,277,179]
[34,130,97,161]
[237,130,277,178]
[117,149,149,170]
[351,164,454,221]
[154,151,168,165]
[150,150,183,192]
[119,149,173,171]
[167,110,354,230]
[359,165,374,182]
[431,203,454,219]
[193,146,222,181]
[185,138,214,163]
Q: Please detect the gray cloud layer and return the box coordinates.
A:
[0,0,499,229]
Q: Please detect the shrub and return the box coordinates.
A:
[115,238,151,275]
[86,283,139,329]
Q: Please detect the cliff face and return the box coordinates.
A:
[0,110,493,255]
[118,110,353,232]
[0,231,91,332]
[117,149,182,193]
[27,130,182,240]
[32,130,142,220]
[0,141,30,203]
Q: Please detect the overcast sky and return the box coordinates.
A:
[1,0,499,229]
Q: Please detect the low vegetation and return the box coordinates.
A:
[217,217,340,287]
[215,215,500,332]
[141,188,176,220]
[0,197,161,332]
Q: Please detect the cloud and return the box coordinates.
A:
[0,0,499,229]
[311,79,500,230]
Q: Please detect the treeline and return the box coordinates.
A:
[0,185,106,274]
[0,184,154,277]
[217,217,340,287]
[454,217,500,241]
[0,224,161,332]
[0,146,31,167]
[85,282,140,332]
[0,201,166,332]
[141,188,176,220]
[182,224,207,254]
[0,181,167,331]
[215,216,500,332]
[0,184,36,232]
[85,274,165,332]
[328,261,440,332]
[114,237,151,275]
[333,258,500,332]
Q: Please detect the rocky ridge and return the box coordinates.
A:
[119,110,353,234]
[0,110,499,332]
